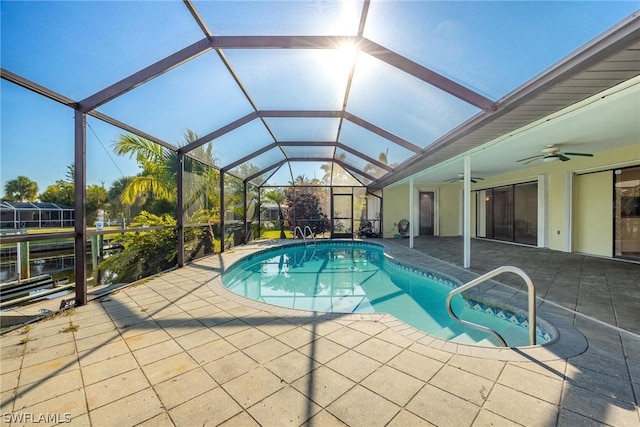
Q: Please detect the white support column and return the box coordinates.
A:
[409,177,414,249]
[463,155,471,268]
[537,174,547,248]
[563,171,574,252]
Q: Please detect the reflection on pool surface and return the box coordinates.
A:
[222,241,549,347]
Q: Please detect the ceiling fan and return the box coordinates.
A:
[516,144,594,164]
[444,173,484,184]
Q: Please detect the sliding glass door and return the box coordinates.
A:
[614,166,640,260]
[477,182,537,245]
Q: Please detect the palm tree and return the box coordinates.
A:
[263,189,286,238]
[113,130,220,220]
[3,176,39,202]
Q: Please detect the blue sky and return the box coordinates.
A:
[1,1,638,194]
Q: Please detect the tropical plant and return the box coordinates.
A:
[98,211,202,284]
[263,188,286,238]
[3,176,39,202]
[40,179,74,206]
[113,130,220,220]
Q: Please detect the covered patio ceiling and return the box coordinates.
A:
[2,1,639,189]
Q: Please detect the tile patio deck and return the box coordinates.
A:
[1,237,639,426]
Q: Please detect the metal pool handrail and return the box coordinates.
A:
[303,225,316,245]
[293,226,316,246]
[445,266,537,347]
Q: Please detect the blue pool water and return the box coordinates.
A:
[222,241,548,347]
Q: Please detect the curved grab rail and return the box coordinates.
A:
[293,226,305,243]
[445,266,536,347]
[303,225,316,245]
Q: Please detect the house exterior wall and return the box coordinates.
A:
[382,144,639,257]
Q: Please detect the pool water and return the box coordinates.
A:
[222,242,547,347]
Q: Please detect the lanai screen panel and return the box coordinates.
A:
[192,1,363,36]
[347,52,481,148]
[282,146,336,160]
[227,148,286,180]
[0,1,202,100]
[98,53,255,145]
[365,1,640,98]
[210,120,275,169]
[224,50,351,111]
[265,118,341,141]
[338,121,416,167]
[334,148,387,180]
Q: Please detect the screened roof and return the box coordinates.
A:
[2,1,639,189]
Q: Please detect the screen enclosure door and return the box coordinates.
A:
[332,194,353,238]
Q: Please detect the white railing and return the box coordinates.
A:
[294,225,316,246]
[445,266,537,347]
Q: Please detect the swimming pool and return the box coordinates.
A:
[222,241,551,347]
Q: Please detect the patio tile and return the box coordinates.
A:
[141,352,199,385]
[71,320,117,340]
[88,387,164,426]
[325,350,382,382]
[327,384,400,427]
[77,339,131,367]
[14,369,83,410]
[387,349,444,382]
[169,385,243,426]
[325,327,370,348]
[302,320,344,336]
[21,341,76,368]
[375,328,415,348]
[447,353,506,381]
[187,338,238,365]
[18,354,79,387]
[298,337,348,364]
[85,369,150,410]
[265,350,320,384]
[556,409,611,427]
[483,383,558,426]
[406,383,480,427]
[497,363,563,404]
[561,383,640,426]
[80,352,139,386]
[255,319,298,337]
[565,363,635,403]
[275,326,318,348]
[222,367,284,409]
[292,365,356,407]
[354,337,403,363]
[173,328,220,350]
[387,409,435,426]
[361,365,424,406]
[219,411,261,427]
[153,367,217,409]
[23,328,74,352]
[248,385,321,426]
[307,409,349,427]
[203,351,260,384]
[15,388,86,423]
[429,365,492,406]
[135,412,175,427]
[158,318,205,338]
[243,337,293,364]
[132,339,183,366]
[225,327,270,349]
[212,318,251,337]
[123,328,173,351]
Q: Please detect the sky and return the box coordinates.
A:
[1,0,638,195]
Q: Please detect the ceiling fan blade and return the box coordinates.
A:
[517,154,543,163]
[523,157,542,165]
[444,178,458,183]
[471,179,477,183]
[558,154,571,161]
[564,152,593,157]
[471,176,484,180]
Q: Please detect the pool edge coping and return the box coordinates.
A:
[206,239,588,362]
